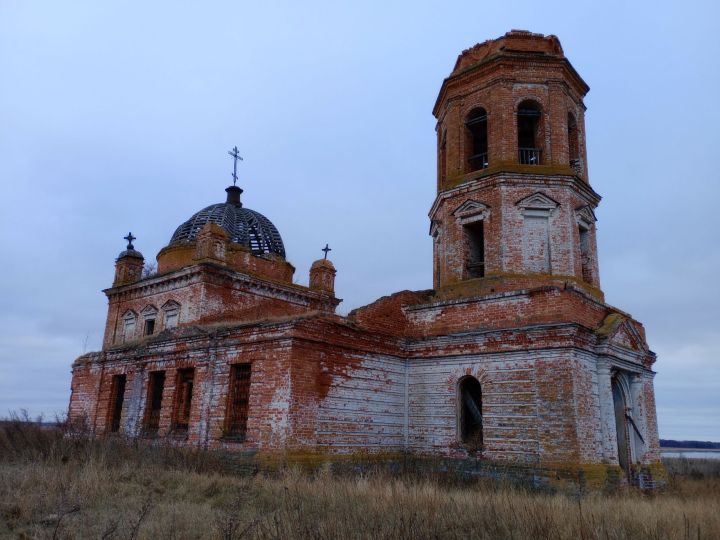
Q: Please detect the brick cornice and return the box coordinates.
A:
[104,262,340,309]
[81,316,654,373]
[428,172,601,222]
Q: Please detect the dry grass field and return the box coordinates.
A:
[1,415,719,539]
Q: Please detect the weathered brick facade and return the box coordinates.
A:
[69,30,662,485]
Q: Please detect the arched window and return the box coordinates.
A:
[458,376,483,449]
[121,311,137,343]
[465,108,488,171]
[141,305,158,336]
[568,112,581,174]
[517,100,542,164]
[162,300,181,329]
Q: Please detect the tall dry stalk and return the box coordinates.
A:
[0,416,718,539]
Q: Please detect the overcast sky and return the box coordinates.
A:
[0,1,718,441]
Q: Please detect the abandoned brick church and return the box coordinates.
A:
[69,31,662,483]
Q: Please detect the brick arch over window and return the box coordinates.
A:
[517,99,543,165]
[141,304,158,316]
[465,107,488,172]
[458,375,483,450]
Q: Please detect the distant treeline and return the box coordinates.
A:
[660,439,720,449]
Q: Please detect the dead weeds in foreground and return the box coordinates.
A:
[0,416,719,539]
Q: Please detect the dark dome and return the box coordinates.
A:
[169,187,285,257]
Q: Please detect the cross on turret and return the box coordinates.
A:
[228,146,243,186]
[124,232,136,250]
[322,244,332,259]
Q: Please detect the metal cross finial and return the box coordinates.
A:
[124,232,136,250]
[322,243,332,260]
[228,146,243,186]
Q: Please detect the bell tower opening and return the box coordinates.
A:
[438,129,447,185]
[517,100,542,164]
[568,112,581,174]
[465,107,488,172]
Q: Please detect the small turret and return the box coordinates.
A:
[309,259,336,295]
[309,244,336,295]
[194,222,228,263]
[113,232,144,286]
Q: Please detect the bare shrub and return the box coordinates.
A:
[142,263,157,279]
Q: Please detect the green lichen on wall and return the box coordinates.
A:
[596,313,626,337]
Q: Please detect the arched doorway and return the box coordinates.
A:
[458,376,483,450]
[611,375,631,474]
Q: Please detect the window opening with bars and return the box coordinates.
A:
[108,374,126,433]
[464,220,485,278]
[144,371,165,433]
[173,368,195,432]
[225,364,252,440]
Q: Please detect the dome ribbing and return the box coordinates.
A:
[169,186,285,257]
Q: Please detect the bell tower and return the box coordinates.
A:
[431,30,601,298]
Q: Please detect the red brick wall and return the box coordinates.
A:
[103,264,338,348]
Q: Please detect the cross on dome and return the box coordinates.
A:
[228,146,243,186]
[124,232,136,250]
[322,244,332,259]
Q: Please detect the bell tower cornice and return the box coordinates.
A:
[433,30,589,119]
[429,172,601,223]
[434,56,589,118]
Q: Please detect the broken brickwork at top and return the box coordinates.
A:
[68,30,662,487]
